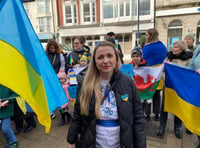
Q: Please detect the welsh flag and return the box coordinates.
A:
[133,64,163,100]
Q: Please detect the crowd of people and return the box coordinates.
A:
[1,30,200,148]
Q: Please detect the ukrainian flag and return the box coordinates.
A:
[165,63,200,135]
[0,0,68,133]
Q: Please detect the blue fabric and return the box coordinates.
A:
[0,0,68,113]
[96,119,119,127]
[142,41,167,66]
[0,117,17,143]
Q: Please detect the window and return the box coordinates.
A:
[124,34,130,42]
[83,3,90,22]
[167,20,182,50]
[140,0,150,15]
[64,2,78,25]
[116,34,123,42]
[103,0,131,19]
[37,0,49,13]
[80,1,96,23]
[103,0,114,19]
[38,17,50,32]
[132,0,137,16]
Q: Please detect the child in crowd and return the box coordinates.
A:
[130,47,147,117]
[130,47,146,67]
[74,55,88,75]
[57,70,72,126]
[0,85,18,148]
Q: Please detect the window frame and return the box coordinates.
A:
[38,17,51,33]
[37,0,49,13]
[63,0,78,26]
[80,0,96,24]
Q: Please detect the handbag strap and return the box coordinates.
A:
[51,54,56,66]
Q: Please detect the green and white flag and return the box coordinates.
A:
[133,64,163,100]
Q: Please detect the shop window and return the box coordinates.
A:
[94,36,100,40]
[116,34,122,42]
[124,34,130,42]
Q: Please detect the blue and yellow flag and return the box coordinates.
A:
[0,0,68,133]
[165,63,200,135]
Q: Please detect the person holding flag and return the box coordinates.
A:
[188,46,200,148]
[142,28,167,121]
[0,85,18,148]
[157,40,193,138]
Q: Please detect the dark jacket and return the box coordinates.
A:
[107,38,124,64]
[167,50,193,66]
[67,70,146,148]
[47,52,61,74]
[65,47,91,73]
[0,85,17,119]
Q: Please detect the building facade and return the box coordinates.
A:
[156,0,200,50]
[57,0,155,54]
[23,0,200,54]
[23,0,58,48]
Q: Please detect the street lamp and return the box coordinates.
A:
[136,0,140,47]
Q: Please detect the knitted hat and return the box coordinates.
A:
[131,47,142,57]
[80,55,87,62]
[57,69,66,79]
[185,33,195,41]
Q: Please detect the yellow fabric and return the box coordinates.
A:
[16,97,27,115]
[165,88,200,135]
[0,41,51,133]
[157,79,164,90]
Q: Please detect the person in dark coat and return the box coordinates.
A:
[46,39,65,118]
[67,41,146,148]
[46,39,65,74]
[184,33,196,52]
[107,31,124,64]
[65,37,91,74]
[0,85,18,148]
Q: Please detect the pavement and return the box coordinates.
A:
[0,110,198,148]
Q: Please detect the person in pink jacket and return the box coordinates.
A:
[57,70,72,126]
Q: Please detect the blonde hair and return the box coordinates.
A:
[80,41,121,118]
[173,40,187,52]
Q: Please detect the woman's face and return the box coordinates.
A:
[73,39,84,50]
[131,54,141,66]
[184,37,194,46]
[95,46,117,80]
[49,45,56,53]
[173,44,182,55]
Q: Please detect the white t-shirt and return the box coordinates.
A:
[96,79,120,148]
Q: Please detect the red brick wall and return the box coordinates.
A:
[57,0,63,26]
[96,0,100,23]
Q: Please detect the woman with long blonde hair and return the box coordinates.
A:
[67,41,146,148]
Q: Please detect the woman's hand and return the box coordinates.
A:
[196,69,200,74]
[69,144,75,148]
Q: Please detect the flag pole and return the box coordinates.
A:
[136,0,140,47]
